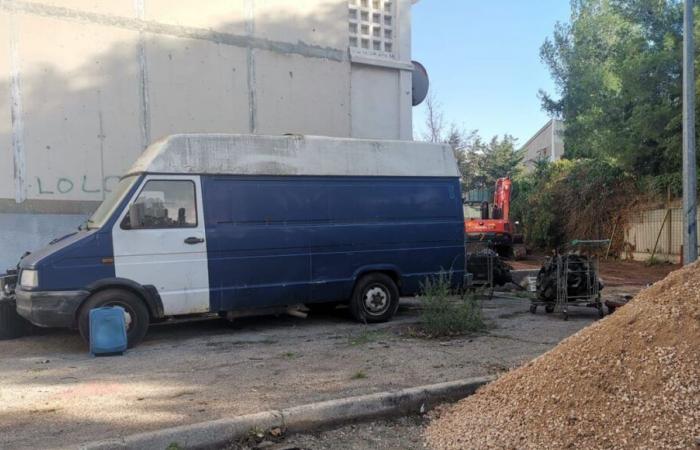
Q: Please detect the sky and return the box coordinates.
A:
[411,0,571,146]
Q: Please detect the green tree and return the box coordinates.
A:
[477,135,524,187]
[540,0,688,186]
[421,93,481,192]
[420,93,523,192]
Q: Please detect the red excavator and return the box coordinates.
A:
[464,177,526,259]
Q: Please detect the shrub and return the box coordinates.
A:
[511,158,635,254]
[419,273,486,337]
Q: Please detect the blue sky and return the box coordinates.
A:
[411,0,571,146]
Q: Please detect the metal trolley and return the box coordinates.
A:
[530,240,608,320]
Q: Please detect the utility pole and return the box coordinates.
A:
[683,0,698,265]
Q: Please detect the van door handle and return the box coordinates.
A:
[184,237,205,245]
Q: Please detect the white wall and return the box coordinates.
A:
[0,0,417,268]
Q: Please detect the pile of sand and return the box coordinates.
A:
[426,262,700,449]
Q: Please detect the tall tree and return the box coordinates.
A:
[478,135,524,187]
[540,0,687,179]
[420,93,523,192]
[421,93,481,191]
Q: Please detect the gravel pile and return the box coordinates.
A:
[426,262,700,449]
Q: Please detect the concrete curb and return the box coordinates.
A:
[79,375,495,450]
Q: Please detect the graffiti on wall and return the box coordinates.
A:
[34,175,121,196]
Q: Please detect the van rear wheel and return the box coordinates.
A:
[78,289,149,348]
[349,273,399,323]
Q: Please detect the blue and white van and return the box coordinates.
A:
[10,134,465,347]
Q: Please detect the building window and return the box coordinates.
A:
[348,0,396,58]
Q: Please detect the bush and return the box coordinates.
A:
[419,273,486,337]
[511,158,635,254]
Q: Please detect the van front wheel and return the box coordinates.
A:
[78,289,150,348]
[349,273,399,323]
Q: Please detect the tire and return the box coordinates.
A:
[349,273,399,323]
[545,304,555,314]
[529,304,537,314]
[78,289,150,348]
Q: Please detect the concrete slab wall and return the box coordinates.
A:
[145,34,251,139]
[0,0,417,268]
[0,14,14,201]
[17,14,143,202]
[351,64,400,139]
[0,212,89,270]
[256,50,350,136]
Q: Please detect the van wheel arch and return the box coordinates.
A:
[77,288,150,348]
[82,278,164,324]
[354,268,402,290]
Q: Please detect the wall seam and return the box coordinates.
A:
[96,91,106,200]
[245,0,257,134]
[8,11,26,203]
[135,0,151,149]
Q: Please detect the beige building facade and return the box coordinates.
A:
[520,119,565,169]
[0,0,419,268]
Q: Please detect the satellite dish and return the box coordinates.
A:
[411,60,429,106]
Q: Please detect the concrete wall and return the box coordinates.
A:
[0,0,417,269]
[520,119,565,170]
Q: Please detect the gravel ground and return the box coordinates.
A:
[426,264,700,449]
[0,292,616,449]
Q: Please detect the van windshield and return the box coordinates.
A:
[85,176,139,230]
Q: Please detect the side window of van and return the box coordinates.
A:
[121,180,197,229]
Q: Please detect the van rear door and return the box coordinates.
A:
[111,175,210,316]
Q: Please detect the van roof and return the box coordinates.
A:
[125,134,460,178]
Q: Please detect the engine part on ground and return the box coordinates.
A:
[467,249,513,287]
[535,254,603,303]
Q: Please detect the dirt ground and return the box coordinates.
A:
[0,289,618,450]
[511,255,678,287]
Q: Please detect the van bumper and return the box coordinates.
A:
[15,288,89,328]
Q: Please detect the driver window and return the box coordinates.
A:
[121,180,197,229]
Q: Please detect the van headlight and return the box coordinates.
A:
[20,269,39,289]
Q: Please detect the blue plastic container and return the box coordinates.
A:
[89,306,127,356]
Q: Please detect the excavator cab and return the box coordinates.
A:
[464,177,526,259]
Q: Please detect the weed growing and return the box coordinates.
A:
[419,272,487,338]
